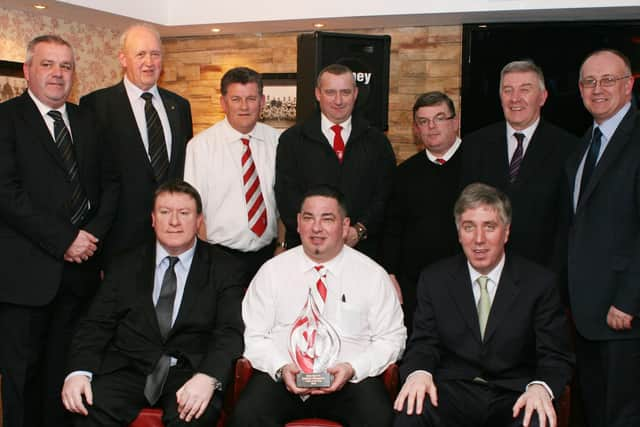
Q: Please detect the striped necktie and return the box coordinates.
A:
[141,92,169,183]
[241,138,267,237]
[509,132,525,183]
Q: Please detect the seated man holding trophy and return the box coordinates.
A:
[228,185,406,427]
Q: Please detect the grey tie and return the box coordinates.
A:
[144,256,179,405]
[477,276,491,340]
[141,92,169,183]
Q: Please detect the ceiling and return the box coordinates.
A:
[2,0,640,37]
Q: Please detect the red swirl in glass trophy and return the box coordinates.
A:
[288,289,341,387]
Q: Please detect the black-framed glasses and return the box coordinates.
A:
[579,75,631,89]
[416,114,455,127]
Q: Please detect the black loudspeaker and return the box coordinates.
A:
[296,31,391,131]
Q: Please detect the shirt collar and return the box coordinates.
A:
[28,89,68,118]
[506,117,540,142]
[155,239,197,270]
[594,101,631,141]
[321,113,352,136]
[123,75,161,102]
[425,137,462,163]
[466,254,506,288]
[222,117,263,143]
[299,245,346,277]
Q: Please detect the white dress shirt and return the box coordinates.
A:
[242,245,406,382]
[506,119,539,162]
[321,113,352,148]
[425,137,462,164]
[123,76,173,161]
[184,118,280,251]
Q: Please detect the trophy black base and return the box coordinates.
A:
[296,372,333,388]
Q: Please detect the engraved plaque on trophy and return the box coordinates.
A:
[289,289,341,387]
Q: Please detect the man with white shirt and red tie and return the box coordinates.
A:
[276,64,396,261]
[185,67,282,283]
[228,185,406,427]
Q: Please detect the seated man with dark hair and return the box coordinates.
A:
[229,185,406,427]
[61,181,245,426]
[394,183,574,427]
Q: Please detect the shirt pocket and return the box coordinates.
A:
[337,302,367,337]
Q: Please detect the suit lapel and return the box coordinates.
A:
[576,108,638,211]
[447,256,483,343]
[138,244,163,341]
[515,121,555,185]
[170,241,210,335]
[66,103,85,166]
[483,256,520,343]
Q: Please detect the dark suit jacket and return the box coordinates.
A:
[68,239,245,389]
[401,254,574,398]
[80,82,192,259]
[462,120,578,267]
[276,112,395,259]
[0,92,119,306]
[566,106,640,340]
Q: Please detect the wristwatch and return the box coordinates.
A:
[275,366,284,382]
[354,222,368,241]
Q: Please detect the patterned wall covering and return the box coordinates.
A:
[0,7,121,102]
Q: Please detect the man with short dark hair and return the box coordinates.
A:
[567,48,640,427]
[462,60,578,267]
[81,24,193,260]
[185,67,281,282]
[229,185,406,426]
[0,34,119,427]
[276,64,396,261]
[61,181,244,426]
[394,183,574,427]
[382,91,463,331]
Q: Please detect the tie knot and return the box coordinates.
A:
[592,127,602,140]
[331,124,342,134]
[477,276,489,290]
[241,138,250,147]
[514,132,525,144]
[141,92,153,102]
[166,256,179,269]
[47,110,63,122]
[314,265,326,276]
[435,158,446,165]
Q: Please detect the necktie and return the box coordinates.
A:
[477,276,491,340]
[435,158,446,165]
[241,138,267,237]
[47,111,89,225]
[509,132,525,183]
[141,92,169,183]
[144,256,179,405]
[314,265,328,312]
[579,127,602,203]
[330,124,345,163]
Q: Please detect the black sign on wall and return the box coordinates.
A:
[296,31,391,131]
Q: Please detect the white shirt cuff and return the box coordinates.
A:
[526,380,554,399]
[65,370,93,382]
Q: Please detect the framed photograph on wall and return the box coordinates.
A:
[260,72,296,129]
[0,60,26,103]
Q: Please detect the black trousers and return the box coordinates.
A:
[393,380,544,427]
[227,372,393,427]
[575,333,640,427]
[0,281,94,427]
[215,241,275,285]
[71,366,223,427]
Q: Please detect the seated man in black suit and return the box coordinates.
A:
[394,183,574,427]
[61,181,245,426]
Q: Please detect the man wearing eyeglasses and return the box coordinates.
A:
[461,60,578,270]
[567,49,640,427]
[381,92,463,332]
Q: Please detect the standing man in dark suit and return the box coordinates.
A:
[81,24,193,260]
[394,183,574,427]
[567,49,640,427]
[382,91,464,333]
[61,181,244,426]
[276,64,396,261]
[0,35,119,427]
[462,60,578,267]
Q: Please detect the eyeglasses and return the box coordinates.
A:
[579,75,631,89]
[416,114,455,127]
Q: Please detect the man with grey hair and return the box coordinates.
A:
[382,91,464,332]
[276,63,396,261]
[0,34,118,427]
[394,183,573,427]
[462,60,578,269]
[81,23,192,261]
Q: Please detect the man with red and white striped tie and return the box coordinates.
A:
[185,67,283,284]
[230,185,406,427]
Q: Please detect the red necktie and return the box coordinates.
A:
[314,265,328,311]
[241,138,267,237]
[330,124,345,163]
[435,158,446,165]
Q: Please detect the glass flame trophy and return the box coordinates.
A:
[289,289,341,387]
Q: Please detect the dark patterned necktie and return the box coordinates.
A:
[47,110,89,225]
[508,132,525,183]
[579,127,602,203]
[144,256,179,405]
[141,92,169,182]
